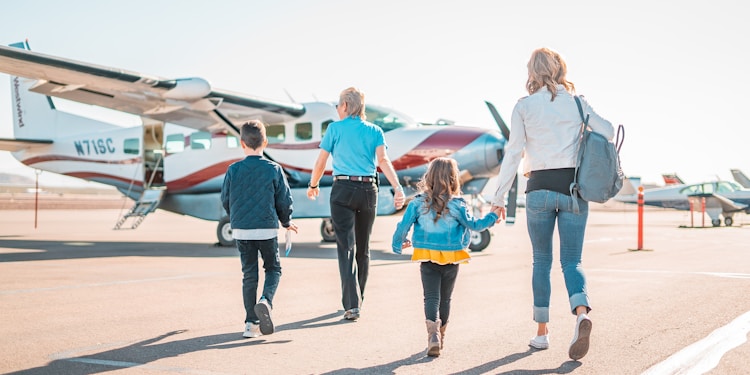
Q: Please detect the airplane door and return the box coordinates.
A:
[142,120,165,188]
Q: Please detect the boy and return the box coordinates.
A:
[221,120,298,338]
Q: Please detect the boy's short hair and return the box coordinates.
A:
[240,120,267,150]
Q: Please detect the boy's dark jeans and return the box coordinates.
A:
[420,261,459,323]
[237,238,281,323]
[329,180,377,311]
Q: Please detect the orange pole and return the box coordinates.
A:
[701,197,706,227]
[689,199,694,227]
[637,186,644,250]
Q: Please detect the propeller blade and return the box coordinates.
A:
[505,174,518,225]
[485,101,510,140]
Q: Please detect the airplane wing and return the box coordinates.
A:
[687,193,748,213]
[0,42,305,133]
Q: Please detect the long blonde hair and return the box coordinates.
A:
[417,157,461,222]
[526,47,575,100]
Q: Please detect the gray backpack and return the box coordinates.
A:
[570,96,624,211]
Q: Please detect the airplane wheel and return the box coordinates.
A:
[711,218,721,227]
[217,216,236,247]
[320,219,336,242]
[469,229,491,252]
[725,217,734,226]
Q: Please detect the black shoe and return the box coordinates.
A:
[254,299,274,335]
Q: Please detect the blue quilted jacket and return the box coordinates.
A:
[221,155,293,230]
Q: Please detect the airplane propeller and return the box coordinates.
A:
[485,101,517,225]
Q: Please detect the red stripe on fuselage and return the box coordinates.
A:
[166,158,242,191]
[390,127,484,170]
[21,155,142,165]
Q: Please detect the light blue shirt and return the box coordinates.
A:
[319,116,386,177]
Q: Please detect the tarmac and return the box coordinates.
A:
[1,205,749,374]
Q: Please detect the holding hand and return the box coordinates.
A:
[490,205,505,223]
[394,189,405,210]
[307,186,320,200]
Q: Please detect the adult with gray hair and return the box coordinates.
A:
[307,87,405,321]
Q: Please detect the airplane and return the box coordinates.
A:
[731,169,750,189]
[615,177,750,227]
[0,41,516,251]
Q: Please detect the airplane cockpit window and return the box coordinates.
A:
[701,183,714,194]
[226,135,239,148]
[716,182,736,193]
[190,132,211,150]
[680,185,701,195]
[365,105,417,132]
[165,134,185,154]
[267,124,285,144]
[123,138,139,155]
[295,122,313,141]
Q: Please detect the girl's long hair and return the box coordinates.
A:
[417,157,461,222]
[526,47,575,101]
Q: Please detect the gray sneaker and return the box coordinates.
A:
[254,299,274,335]
[343,308,360,321]
[569,314,592,360]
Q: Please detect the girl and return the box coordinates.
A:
[392,157,501,357]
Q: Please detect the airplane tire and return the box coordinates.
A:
[711,218,721,227]
[469,229,491,252]
[725,217,734,226]
[217,216,236,247]
[320,219,337,242]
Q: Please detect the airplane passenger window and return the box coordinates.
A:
[123,138,139,155]
[190,132,211,150]
[267,124,285,144]
[322,120,333,136]
[716,182,734,193]
[226,135,239,148]
[295,122,313,141]
[165,134,185,153]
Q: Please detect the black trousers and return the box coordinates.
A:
[420,261,459,323]
[329,180,378,311]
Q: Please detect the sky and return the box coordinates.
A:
[1,0,749,187]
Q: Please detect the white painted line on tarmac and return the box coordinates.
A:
[0,273,223,295]
[589,268,750,279]
[641,310,750,375]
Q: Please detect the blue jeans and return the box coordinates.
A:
[237,238,281,323]
[525,190,591,323]
[329,180,378,311]
[420,262,459,323]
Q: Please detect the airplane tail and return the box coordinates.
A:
[662,173,684,185]
[730,169,750,189]
[617,176,638,196]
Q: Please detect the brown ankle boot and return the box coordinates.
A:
[426,319,442,357]
[440,322,448,349]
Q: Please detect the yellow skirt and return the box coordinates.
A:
[411,248,471,265]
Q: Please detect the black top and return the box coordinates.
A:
[526,168,576,196]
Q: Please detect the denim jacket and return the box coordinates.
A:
[392,194,498,253]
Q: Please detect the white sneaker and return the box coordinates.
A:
[529,334,549,349]
[243,322,261,338]
[569,314,592,360]
[254,299,274,335]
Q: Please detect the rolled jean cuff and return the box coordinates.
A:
[533,306,549,323]
[569,292,591,315]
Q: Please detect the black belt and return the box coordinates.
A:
[334,175,375,182]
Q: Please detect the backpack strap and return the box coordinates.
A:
[570,96,589,214]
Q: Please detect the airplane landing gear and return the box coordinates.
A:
[217,216,235,247]
[725,216,734,226]
[321,218,336,242]
[711,218,721,227]
[469,229,491,252]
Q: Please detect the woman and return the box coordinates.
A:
[307,87,405,320]
[491,48,614,360]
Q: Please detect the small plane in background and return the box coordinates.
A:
[731,169,750,189]
[615,177,750,227]
[662,173,685,185]
[0,41,518,250]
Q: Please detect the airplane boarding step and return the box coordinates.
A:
[113,188,165,230]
